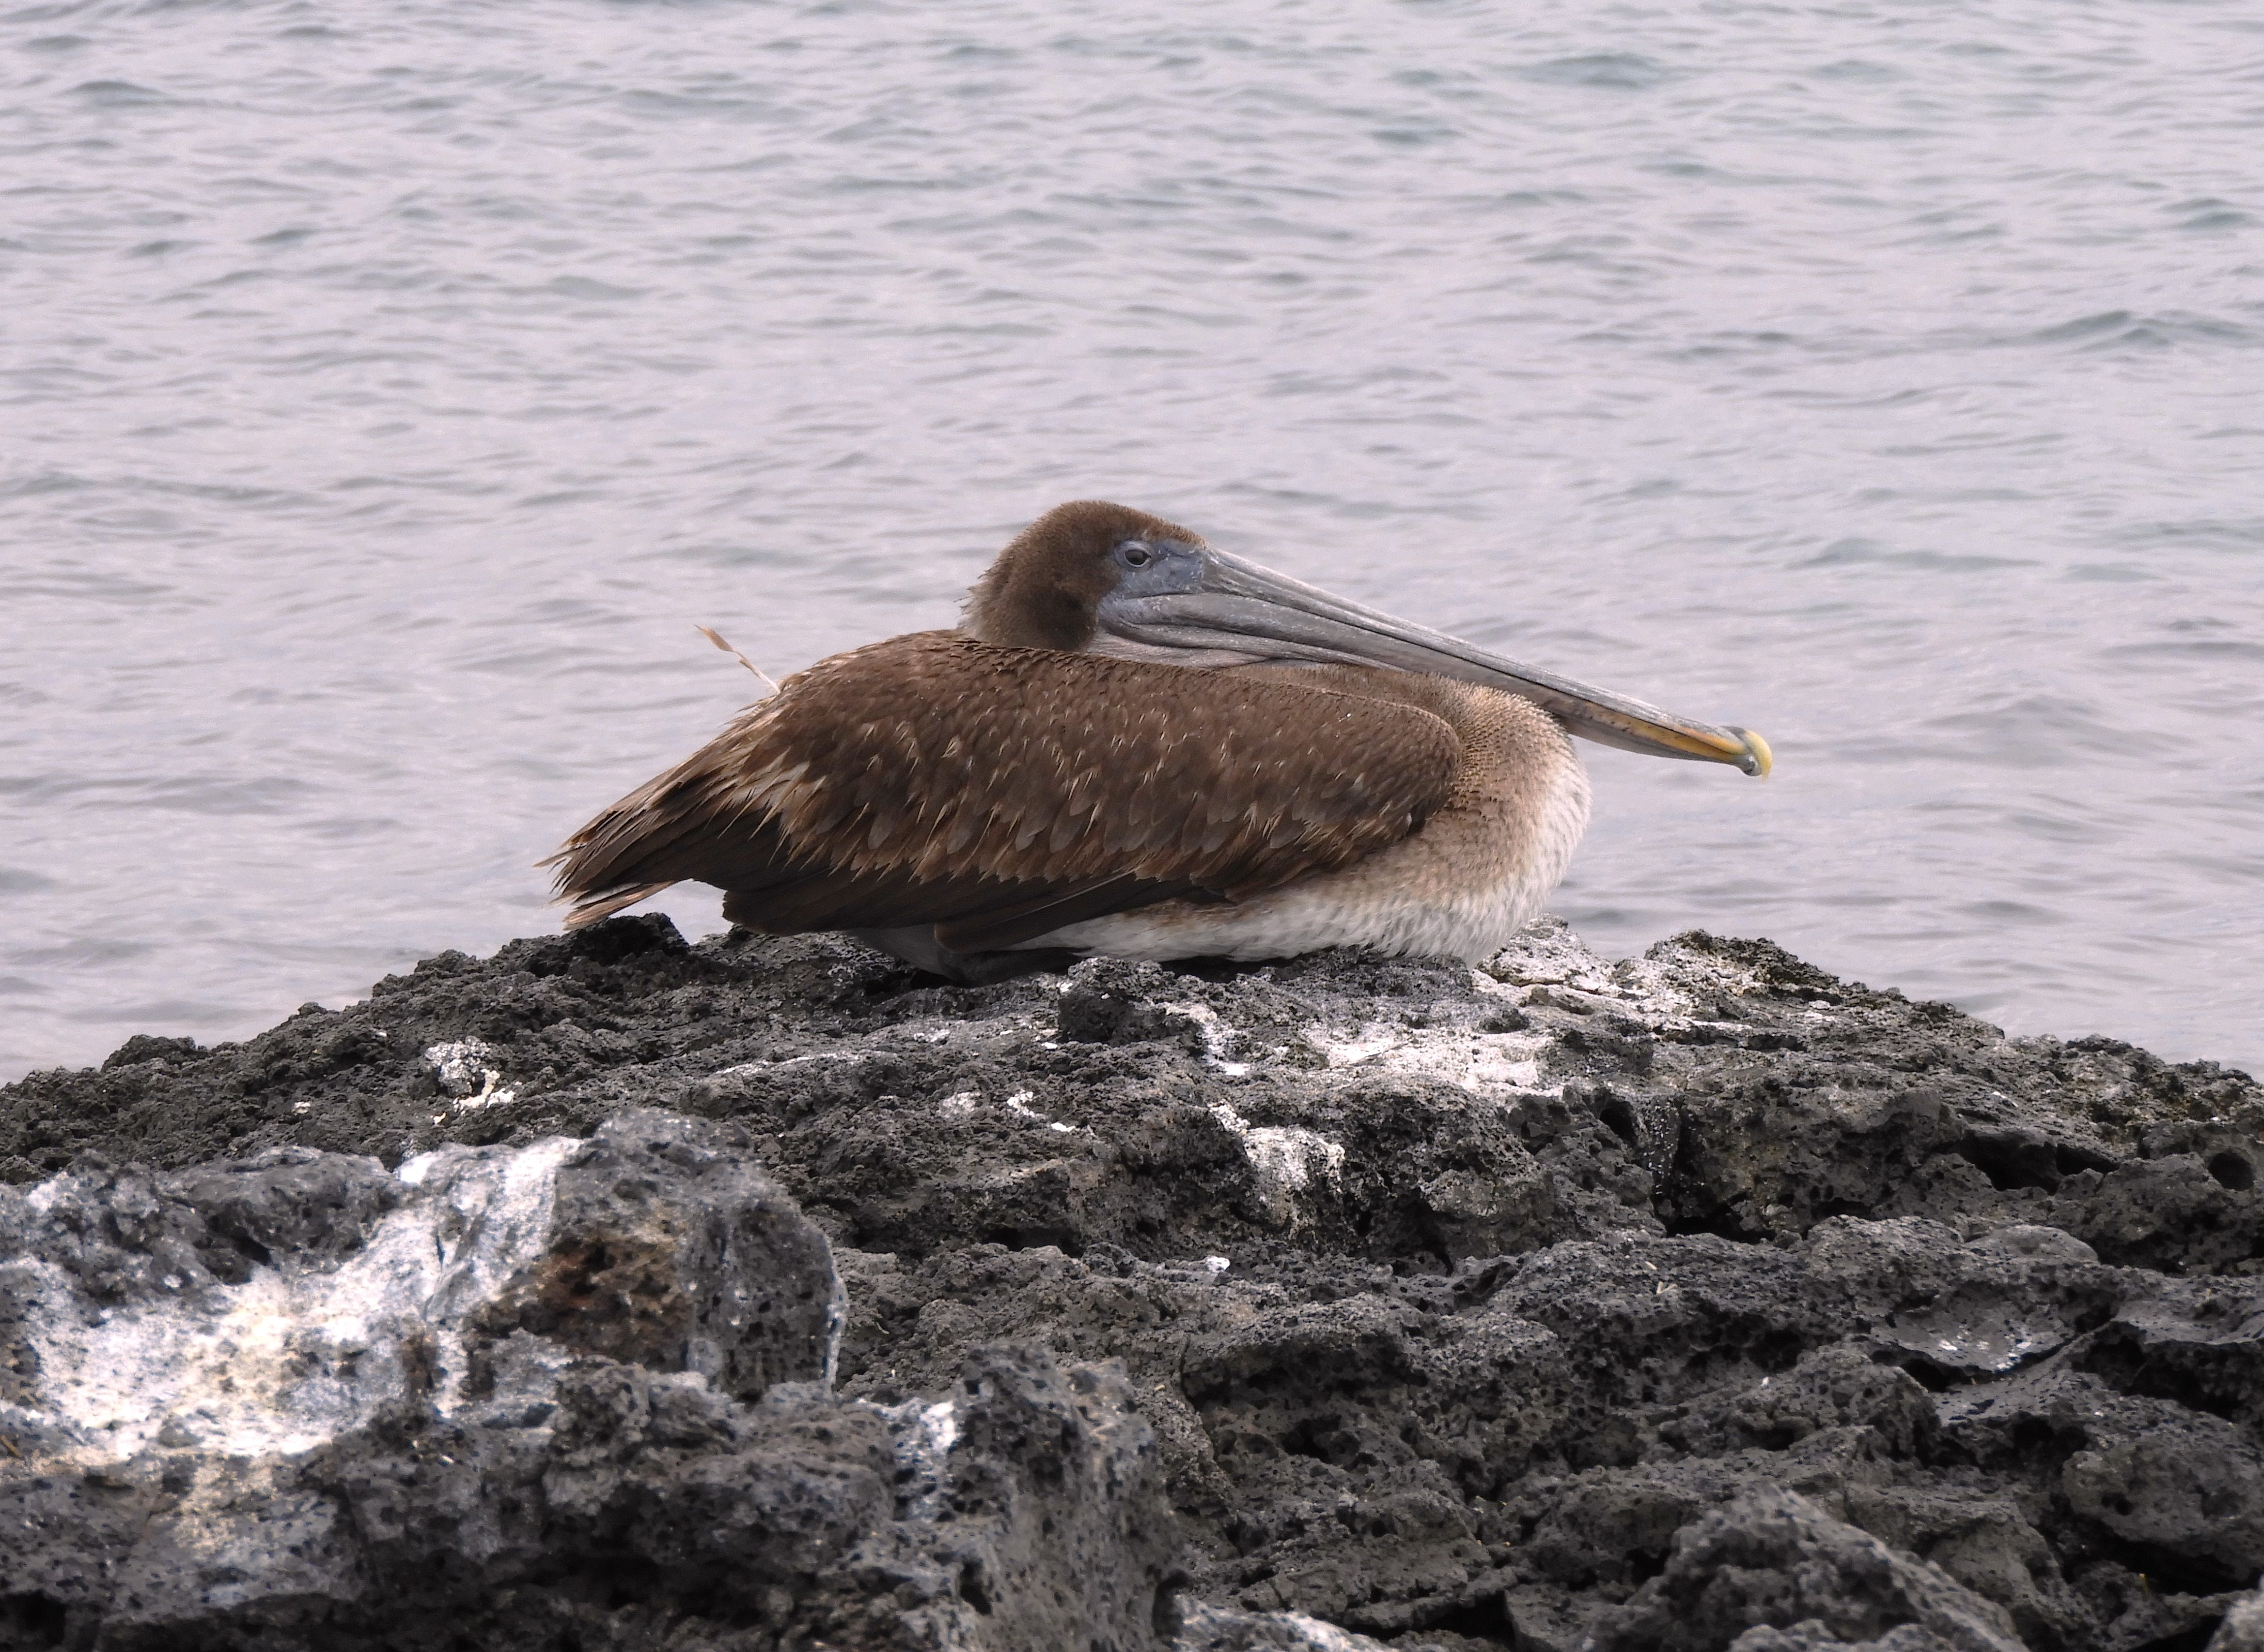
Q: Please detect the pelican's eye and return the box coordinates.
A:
[1116,540,1154,570]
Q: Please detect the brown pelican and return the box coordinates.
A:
[547,502,1770,983]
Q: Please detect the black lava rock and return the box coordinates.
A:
[1,914,2260,1651]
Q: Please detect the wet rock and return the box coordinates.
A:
[2,913,2260,1649]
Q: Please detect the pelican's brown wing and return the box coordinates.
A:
[545,631,1461,949]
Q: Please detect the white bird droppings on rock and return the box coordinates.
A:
[1209,1101,1345,1226]
[15,1137,575,1463]
[1003,1089,1081,1132]
[1311,1019,1549,1092]
[423,1038,497,1095]
[919,1396,959,1456]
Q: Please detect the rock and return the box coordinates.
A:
[0,1108,1177,1648]
[1176,1600,1401,1649]
[1659,1342,1941,1460]
[1587,1490,2026,1652]
[2060,1405,2264,1577]
[2,913,2261,1649]
[474,1107,842,1397]
[1725,1627,1968,1652]
[2215,1587,2264,1651]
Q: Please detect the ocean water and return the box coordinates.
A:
[4,0,2260,1083]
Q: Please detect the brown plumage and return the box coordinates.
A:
[548,631,1460,951]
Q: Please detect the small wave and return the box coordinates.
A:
[621,87,783,120]
[1488,188,1590,209]
[0,472,97,499]
[1,568,179,602]
[32,774,321,817]
[1521,53,1672,91]
[2104,626,2264,664]
[10,938,151,969]
[2104,517,2264,551]
[1917,694,2143,771]
[1959,898,2062,927]
[64,996,244,1026]
[1373,122,1459,148]
[1669,330,1801,362]
[2026,310,2135,344]
[2169,197,2253,232]
[71,80,169,106]
[1997,802,2119,849]
[1814,59,1901,82]
[541,275,648,301]
[1797,538,2036,574]
[300,815,407,843]
[2018,309,2255,353]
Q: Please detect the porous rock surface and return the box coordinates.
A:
[2,915,2260,1652]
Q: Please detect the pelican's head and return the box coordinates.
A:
[961,500,1771,776]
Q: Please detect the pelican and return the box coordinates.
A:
[547,502,1770,983]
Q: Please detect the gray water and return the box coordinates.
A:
[4,0,2261,1084]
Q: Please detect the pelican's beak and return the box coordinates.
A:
[1098,548,1771,775]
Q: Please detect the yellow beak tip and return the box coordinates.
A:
[1734,728,1773,778]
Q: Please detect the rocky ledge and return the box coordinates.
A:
[2,918,2260,1652]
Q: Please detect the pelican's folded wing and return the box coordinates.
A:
[545,631,1460,945]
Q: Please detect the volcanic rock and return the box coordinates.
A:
[1,915,2258,1650]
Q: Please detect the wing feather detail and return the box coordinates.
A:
[545,631,1461,942]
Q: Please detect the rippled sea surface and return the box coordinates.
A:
[5,0,2261,1082]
